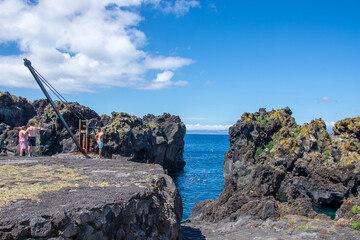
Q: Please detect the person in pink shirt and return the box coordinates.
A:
[18,126,28,156]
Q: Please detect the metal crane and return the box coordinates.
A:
[23,58,95,153]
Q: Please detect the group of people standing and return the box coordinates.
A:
[18,122,105,158]
[18,122,41,157]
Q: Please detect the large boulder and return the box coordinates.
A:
[0,91,36,127]
[98,112,186,174]
[190,107,360,225]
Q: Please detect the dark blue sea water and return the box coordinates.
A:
[173,134,229,220]
[173,134,338,220]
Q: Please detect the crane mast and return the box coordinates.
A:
[23,58,82,152]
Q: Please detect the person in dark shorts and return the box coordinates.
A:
[25,122,41,157]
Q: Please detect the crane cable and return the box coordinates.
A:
[30,66,87,120]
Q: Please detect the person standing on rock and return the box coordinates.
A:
[26,122,41,157]
[26,123,31,155]
[18,126,28,156]
[95,128,105,158]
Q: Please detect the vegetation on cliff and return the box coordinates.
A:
[0,92,186,174]
[241,107,360,170]
[191,107,360,230]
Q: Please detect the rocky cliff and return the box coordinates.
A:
[0,92,36,127]
[0,92,186,174]
[99,112,186,174]
[190,107,360,230]
[0,155,182,239]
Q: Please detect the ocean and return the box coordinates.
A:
[173,134,230,220]
[174,135,338,221]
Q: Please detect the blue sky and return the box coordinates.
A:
[0,0,359,132]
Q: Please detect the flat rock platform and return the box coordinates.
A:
[0,154,182,240]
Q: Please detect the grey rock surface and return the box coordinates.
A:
[181,216,359,240]
[0,155,182,239]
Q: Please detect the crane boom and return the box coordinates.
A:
[23,58,82,152]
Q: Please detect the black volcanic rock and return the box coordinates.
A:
[0,92,186,173]
[189,107,360,228]
[0,91,36,127]
[98,112,186,174]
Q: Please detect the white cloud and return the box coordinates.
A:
[186,123,232,131]
[172,0,200,16]
[0,0,194,93]
[144,56,193,70]
[155,70,174,82]
[147,0,200,17]
[325,121,336,129]
[145,70,188,89]
[317,96,337,103]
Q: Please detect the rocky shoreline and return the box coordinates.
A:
[181,215,359,240]
[2,92,360,239]
[185,107,360,239]
[0,154,182,239]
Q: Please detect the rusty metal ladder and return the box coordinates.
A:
[78,120,89,153]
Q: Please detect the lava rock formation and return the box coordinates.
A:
[190,107,360,228]
[0,91,186,174]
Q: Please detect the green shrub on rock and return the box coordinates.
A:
[254,146,263,160]
[352,221,360,230]
[352,205,360,215]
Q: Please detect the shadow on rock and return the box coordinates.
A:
[181,225,206,240]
